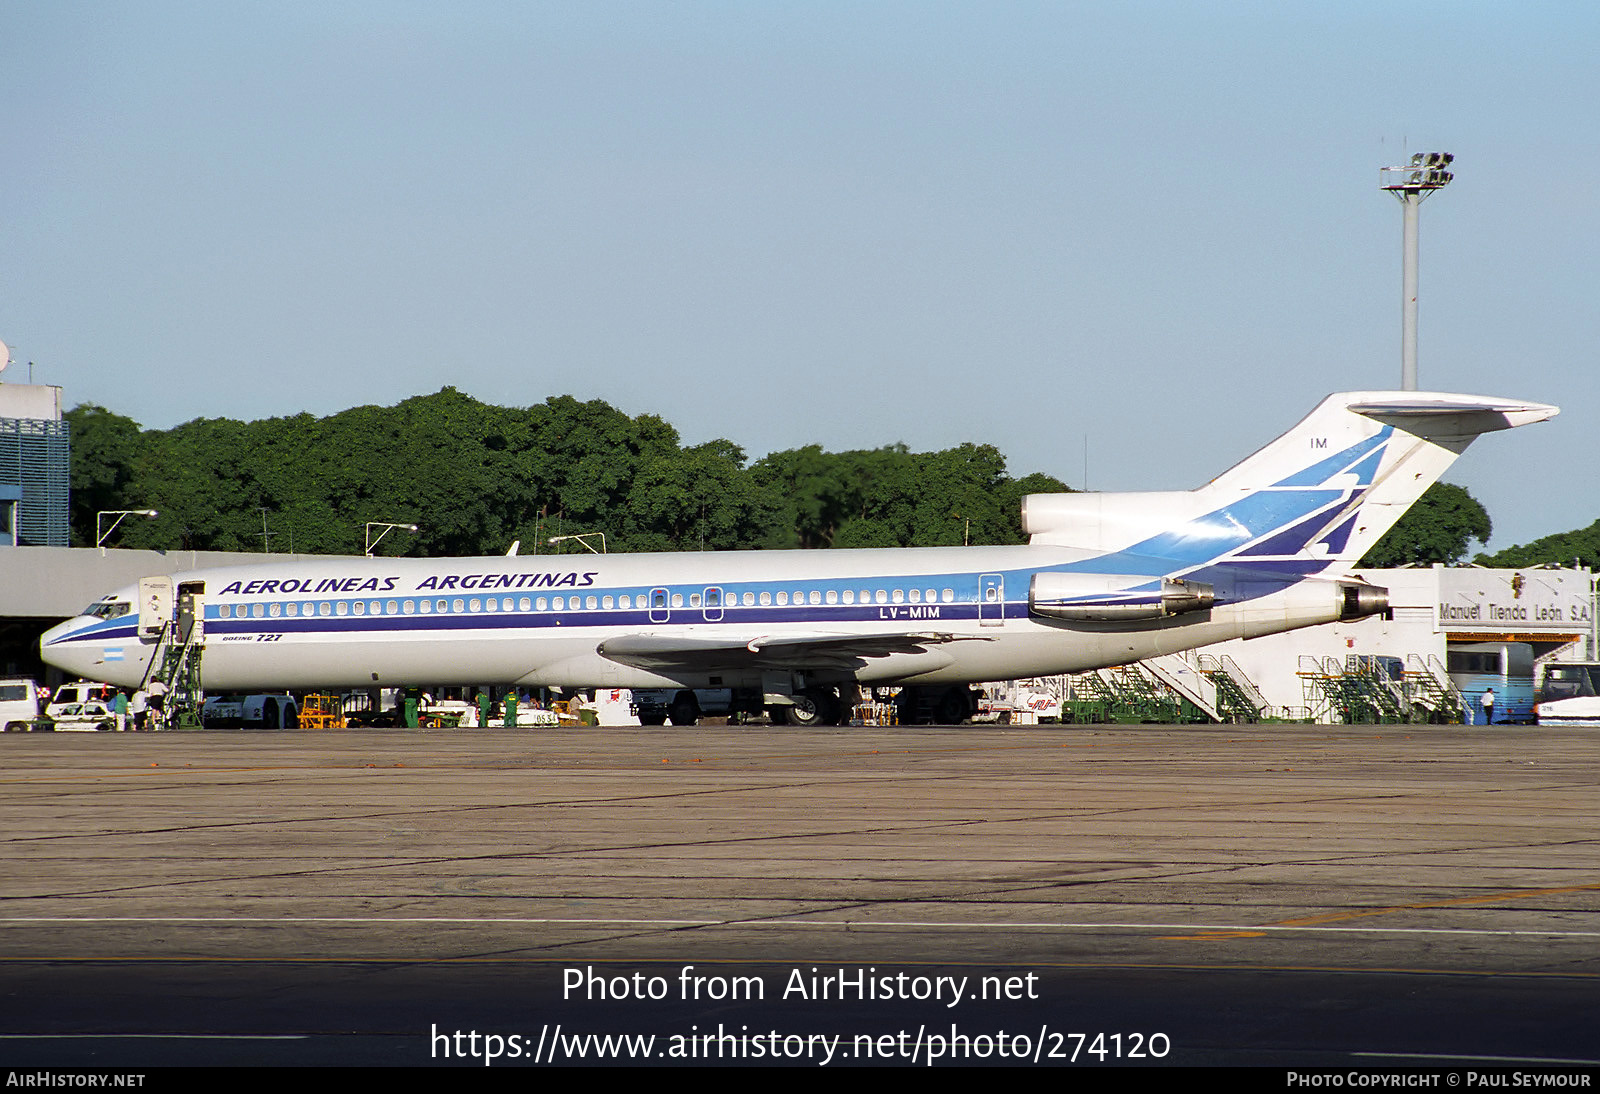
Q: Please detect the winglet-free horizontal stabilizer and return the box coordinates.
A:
[1346,395,1558,432]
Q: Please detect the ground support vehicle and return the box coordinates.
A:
[1,678,46,732]
[1535,662,1600,727]
[298,694,345,729]
[48,701,119,732]
[199,693,299,729]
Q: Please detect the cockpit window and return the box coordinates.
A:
[82,600,131,620]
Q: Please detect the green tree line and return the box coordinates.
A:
[66,388,1070,557]
[1362,483,1597,571]
[1475,521,1600,570]
[71,387,1547,568]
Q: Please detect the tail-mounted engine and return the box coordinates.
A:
[1029,572,1215,622]
[1337,581,1390,621]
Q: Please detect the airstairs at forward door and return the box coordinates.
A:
[134,576,207,730]
[138,619,204,729]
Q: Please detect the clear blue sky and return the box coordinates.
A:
[4,2,1594,550]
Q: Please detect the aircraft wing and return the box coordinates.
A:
[596,631,985,673]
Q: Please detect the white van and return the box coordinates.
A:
[1,678,45,732]
[45,681,119,721]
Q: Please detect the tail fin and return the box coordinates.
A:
[1022,391,1557,577]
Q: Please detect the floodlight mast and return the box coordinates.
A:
[1381,152,1454,390]
[365,521,419,557]
[95,508,159,551]
[547,532,607,555]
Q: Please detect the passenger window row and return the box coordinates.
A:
[212,584,964,620]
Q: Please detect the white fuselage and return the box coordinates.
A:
[45,390,1555,697]
[40,544,1346,692]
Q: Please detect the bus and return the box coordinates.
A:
[1447,642,1534,725]
[1534,663,1600,728]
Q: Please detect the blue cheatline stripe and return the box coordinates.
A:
[46,621,141,646]
[200,601,979,638]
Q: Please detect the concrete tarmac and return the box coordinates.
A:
[1,724,1596,1067]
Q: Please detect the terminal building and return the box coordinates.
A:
[979,564,1596,727]
[0,383,69,548]
[1184,564,1596,724]
[0,379,318,681]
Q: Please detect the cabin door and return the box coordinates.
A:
[978,573,1005,627]
[702,586,724,622]
[649,587,670,624]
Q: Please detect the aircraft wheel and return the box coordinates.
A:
[785,688,840,727]
[667,694,699,726]
[933,687,973,725]
[893,692,918,725]
[782,697,822,727]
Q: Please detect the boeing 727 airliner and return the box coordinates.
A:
[41,391,1556,724]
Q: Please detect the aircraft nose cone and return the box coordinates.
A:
[40,618,122,683]
[40,617,83,654]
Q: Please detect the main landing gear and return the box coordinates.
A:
[634,684,977,727]
[770,687,843,727]
[893,686,977,726]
